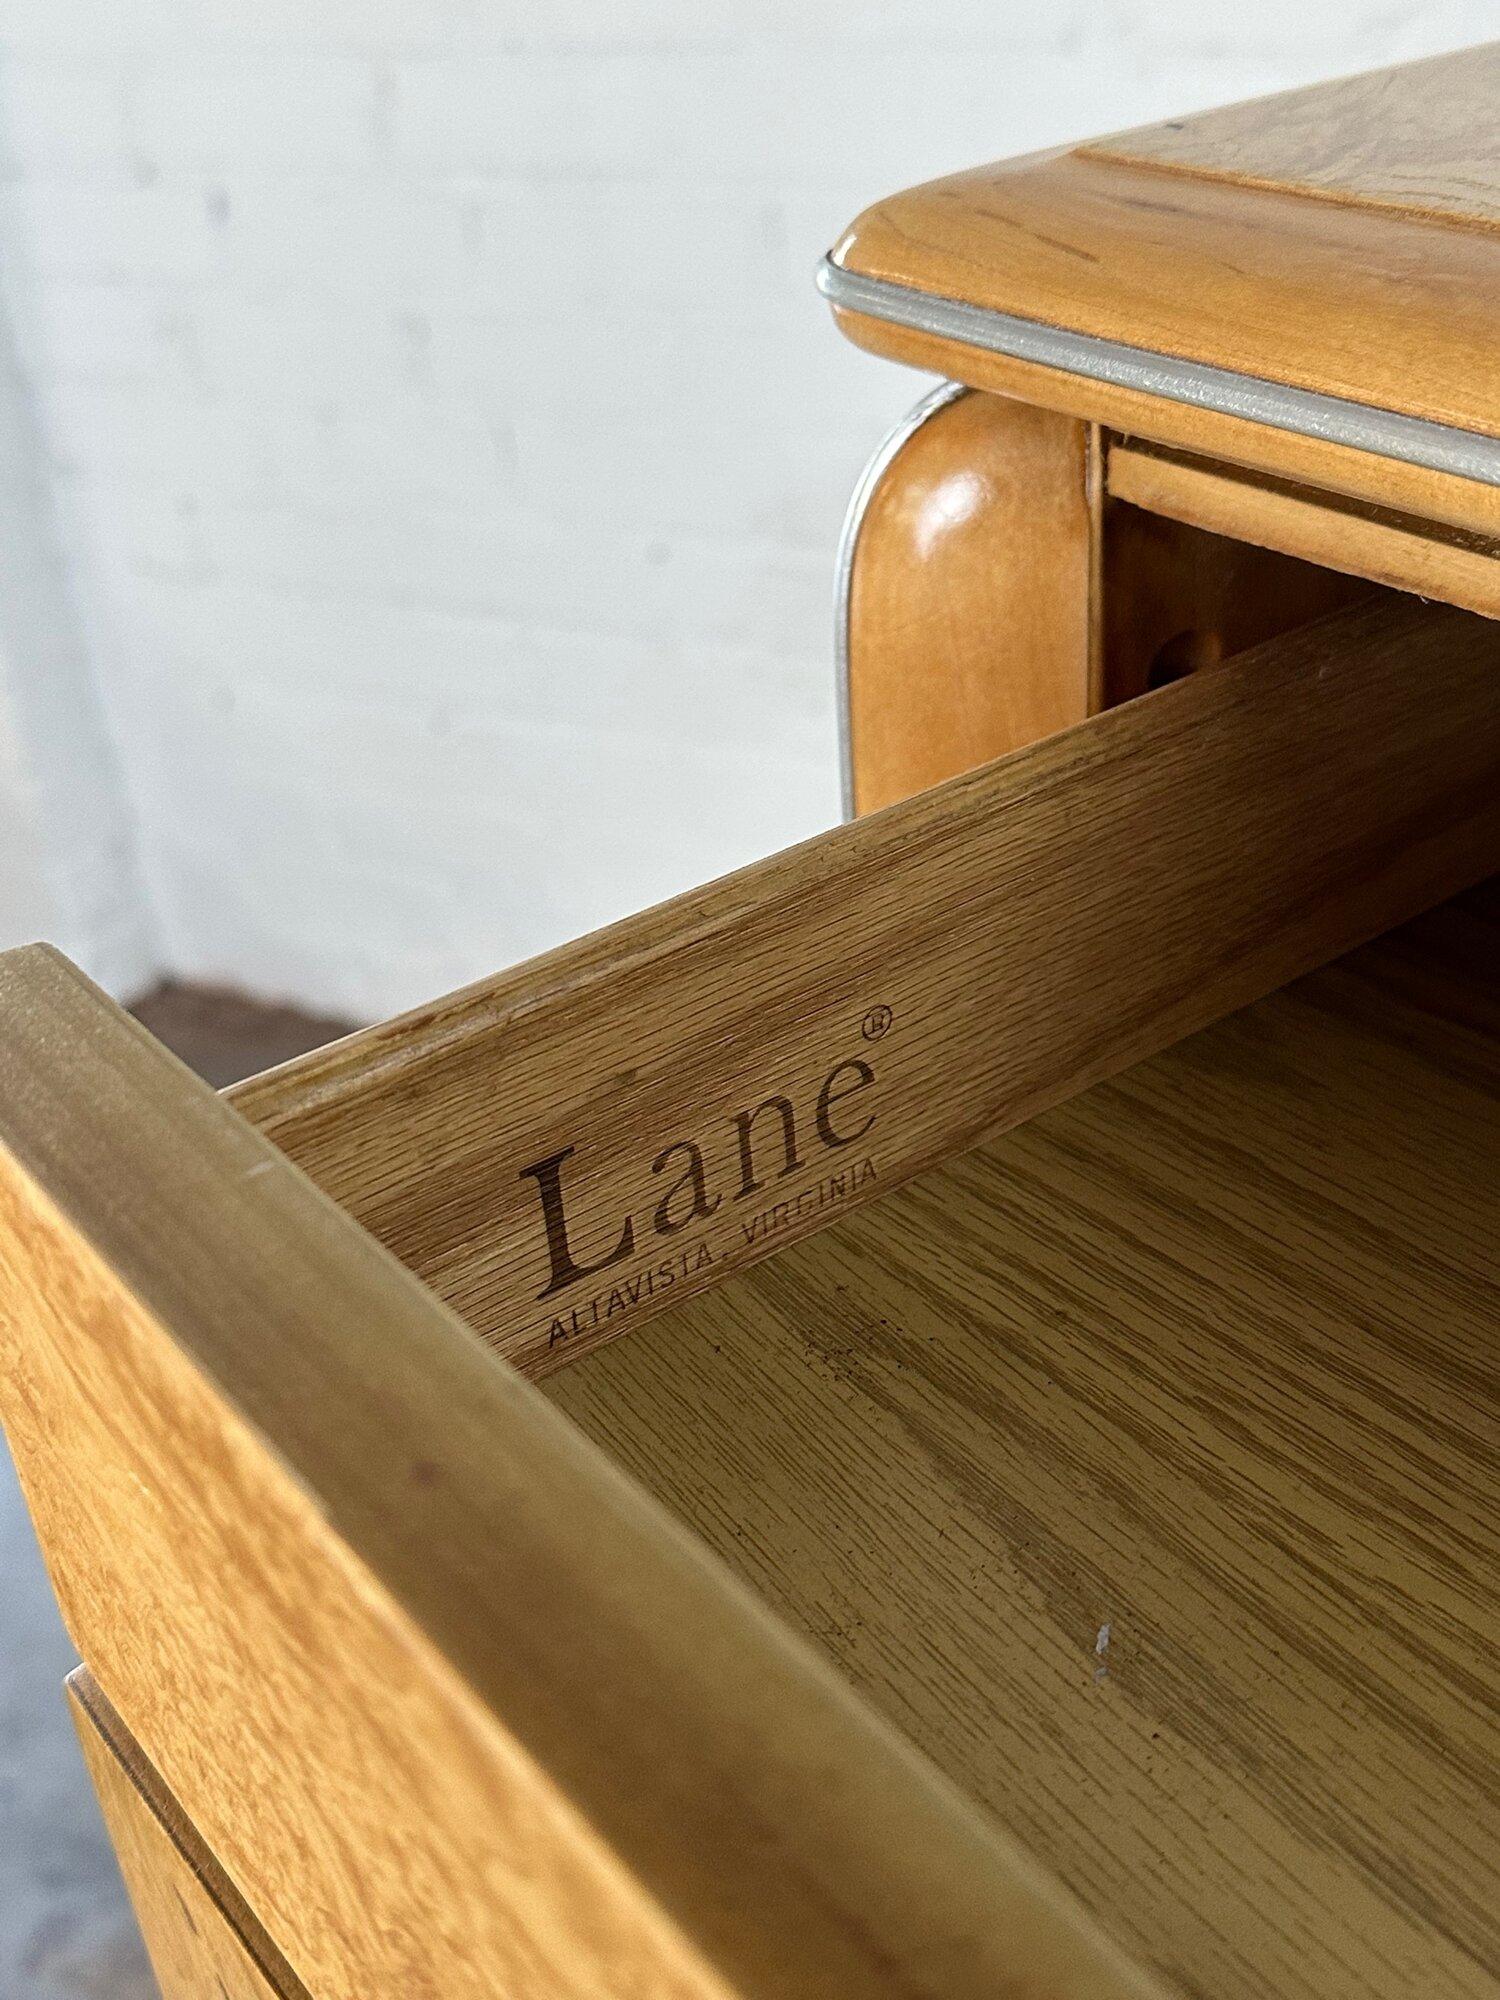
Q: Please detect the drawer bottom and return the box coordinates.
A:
[544,883,1499,2000]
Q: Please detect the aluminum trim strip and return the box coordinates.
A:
[818,258,1500,490]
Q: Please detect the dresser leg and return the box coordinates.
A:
[837,386,1098,816]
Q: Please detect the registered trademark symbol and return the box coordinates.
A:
[861,1004,893,1042]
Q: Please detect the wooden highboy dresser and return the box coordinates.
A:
[1,44,1497,2000]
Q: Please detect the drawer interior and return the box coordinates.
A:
[1096,433,1500,709]
[231,591,1500,1377]
[4,534,1494,2000]
[539,882,1499,2000]
[1100,490,1379,706]
[1105,437,1500,630]
[7,555,1495,2000]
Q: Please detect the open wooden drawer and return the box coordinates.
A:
[1,575,1496,2000]
[542,879,1499,2000]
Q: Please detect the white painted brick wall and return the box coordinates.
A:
[0,2,1489,1017]
[0,295,156,995]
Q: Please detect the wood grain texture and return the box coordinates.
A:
[546,883,1500,2000]
[1108,440,1500,619]
[846,390,1095,813]
[831,143,1500,437]
[229,597,1500,1377]
[1086,43,1500,231]
[67,1669,310,2000]
[830,303,1500,541]
[0,949,1160,2000]
[1099,496,1374,706]
[829,42,1500,477]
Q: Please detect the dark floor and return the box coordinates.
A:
[2,984,359,1999]
[128,980,360,1089]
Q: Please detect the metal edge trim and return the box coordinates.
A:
[833,380,970,821]
[818,257,1500,491]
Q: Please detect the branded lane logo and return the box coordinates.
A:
[517,1050,880,1343]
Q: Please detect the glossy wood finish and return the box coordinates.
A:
[829,47,1500,533]
[831,136,1500,439]
[546,883,1500,2000]
[1089,43,1500,229]
[845,390,1095,814]
[1108,440,1500,619]
[833,47,1500,848]
[831,305,1500,539]
[0,956,1154,2000]
[227,597,1500,1375]
[67,1670,309,2000]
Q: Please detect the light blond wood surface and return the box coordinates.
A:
[831,130,1500,438]
[0,947,1163,2000]
[845,390,1096,813]
[1108,440,1500,620]
[68,1669,309,2000]
[832,149,1500,437]
[230,598,1500,1376]
[830,305,1500,540]
[1088,43,1500,230]
[829,46,1500,492]
[546,883,1500,2000]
